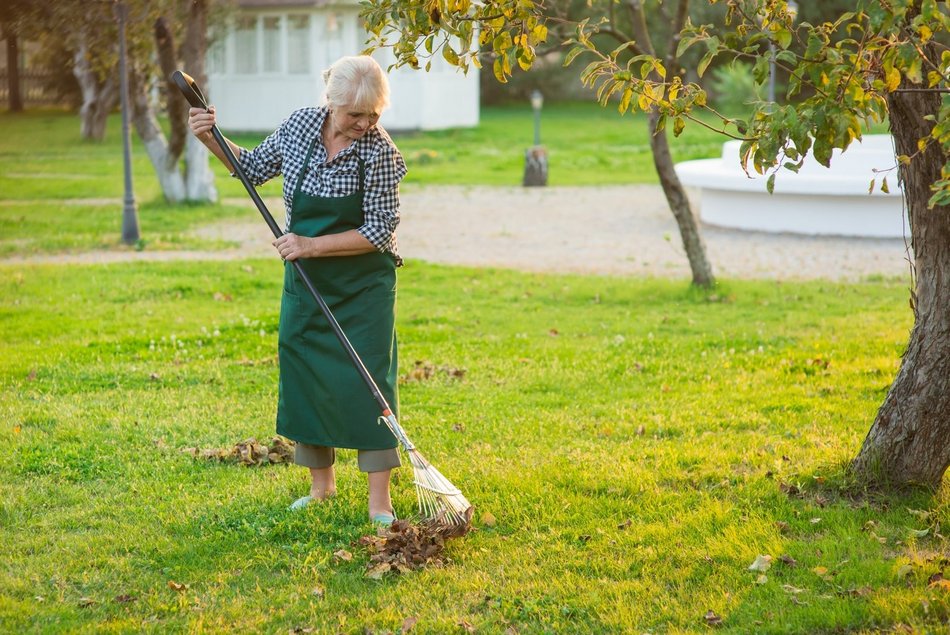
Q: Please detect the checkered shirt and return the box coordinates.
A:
[236,105,408,265]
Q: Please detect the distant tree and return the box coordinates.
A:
[365,0,950,488]
[0,0,35,112]
[366,0,717,288]
[128,0,217,202]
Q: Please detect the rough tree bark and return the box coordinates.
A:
[129,57,186,203]
[180,0,217,202]
[850,41,950,488]
[629,0,715,288]
[3,25,23,112]
[130,10,217,204]
[73,37,118,141]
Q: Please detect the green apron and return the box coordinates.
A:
[276,134,398,450]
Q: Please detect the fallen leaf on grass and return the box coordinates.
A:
[401,616,419,633]
[114,594,135,603]
[168,580,189,592]
[896,564,914,578]
[779,555,798,567]
[311,586,325,599]
[703,610,723,626]
[774,521,790,533]
[618,519,632,530]
[782,584,806,594]
[333,549,353,562]
[748,555,773,573]
[755,574,768,585]
[366,562,392,580]
[480,512,496,527]
[458,620,476,633]
[779,482,802,497]
[78,597,95,608]
[929,579,950,591]
[357,514,473,579]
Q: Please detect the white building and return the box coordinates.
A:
[206,0,480,132]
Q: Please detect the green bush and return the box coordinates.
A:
[709,61,764,116]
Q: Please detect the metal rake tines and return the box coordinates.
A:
[407,449,471,524]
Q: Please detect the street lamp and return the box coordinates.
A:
[114,0,140,245]
[768,0,799,103]
[523,89,547,186]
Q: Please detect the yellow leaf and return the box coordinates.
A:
[481,512,497,527]
[812,566,829,576]
[919,25,933,43]
[930,579,950,590]
[886,66,901,92]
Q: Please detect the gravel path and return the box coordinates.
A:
[2,185,914,281]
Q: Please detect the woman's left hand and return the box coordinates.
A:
[273,233,316,261]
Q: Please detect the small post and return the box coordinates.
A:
[767,0,798,104]
[523,89,547,187]
[115,0,140,245]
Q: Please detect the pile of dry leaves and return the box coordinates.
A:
[181,437,294,466]
[400,360,466,384]
[357,516,473,579]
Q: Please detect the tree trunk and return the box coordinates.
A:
[648,110,715,288]
[4,26,23,112]
[850,47,950,488]
[180,0,217,202]
[73,39,117,141]
[129,60,186,203]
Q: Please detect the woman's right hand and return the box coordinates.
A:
[188,105,216,143]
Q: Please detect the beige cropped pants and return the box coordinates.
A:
[294,442,401,473]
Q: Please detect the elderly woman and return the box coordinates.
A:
[188,55,407,526]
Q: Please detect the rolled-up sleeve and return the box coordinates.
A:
[236,125,284,186]
[358,144,408,252]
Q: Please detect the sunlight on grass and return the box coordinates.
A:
[4,260,946,633]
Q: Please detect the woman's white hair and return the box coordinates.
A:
[322,55,390,113]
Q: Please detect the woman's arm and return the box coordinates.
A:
[188,106,283,186]
[273,230,376,261]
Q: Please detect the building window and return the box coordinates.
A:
[287,15,310,74]
[234,15,258,74]
[262,16,281,73]
[208,25,226,74]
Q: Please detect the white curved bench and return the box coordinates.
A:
[675,135,908,238]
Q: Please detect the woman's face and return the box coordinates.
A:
[330,105,380,141]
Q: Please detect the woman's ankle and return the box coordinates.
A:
[309,486,336,500]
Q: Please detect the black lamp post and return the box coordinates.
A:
[115,0,140,245]
[523,89,547,187]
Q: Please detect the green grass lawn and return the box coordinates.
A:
[2,105,944,633]
[3,259,947,633]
